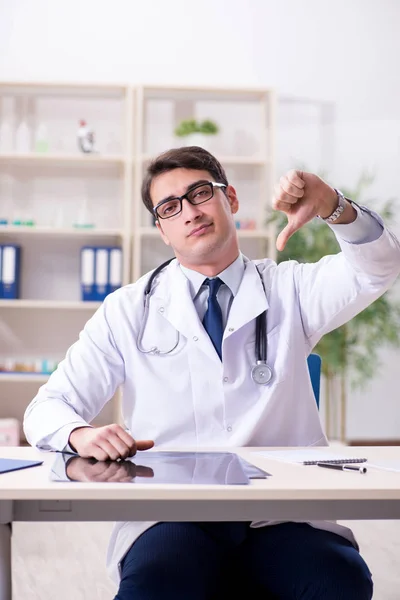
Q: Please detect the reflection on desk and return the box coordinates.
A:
[50,451,270,485]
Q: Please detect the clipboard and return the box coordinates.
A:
[0,458,43,474]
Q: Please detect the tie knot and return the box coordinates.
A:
[204,277,223,298]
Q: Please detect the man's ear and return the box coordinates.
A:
[155,220,171,246]
[225,184,239,215]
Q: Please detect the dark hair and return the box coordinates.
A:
[141,146,229,215]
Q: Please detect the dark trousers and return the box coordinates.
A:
[115,521,372,600]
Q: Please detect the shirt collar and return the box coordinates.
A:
[180,253,245,299]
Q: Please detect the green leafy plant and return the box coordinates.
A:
[174,118,219,137]
[200,119,219,135]
[268,171,400,440]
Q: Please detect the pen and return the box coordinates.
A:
[317,462,367,474]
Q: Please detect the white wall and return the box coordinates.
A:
[1,0,399,440]
[1,0,399,118]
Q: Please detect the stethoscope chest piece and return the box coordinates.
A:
[251,361,273,385]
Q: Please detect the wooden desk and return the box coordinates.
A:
[1,446,400,600]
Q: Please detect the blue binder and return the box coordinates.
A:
[0,458,43,474]
[80,246,123,302]
[2,244,21,299]
[108,246,122,294]
[95,247,109,301]
[80,246,96,301]
[0,245,3,299]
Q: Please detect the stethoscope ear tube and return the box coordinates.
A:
[144,258,175,297]
[257,311,267,362]
[138,257,179,355]
[251,310,272,385]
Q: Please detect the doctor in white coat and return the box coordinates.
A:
[24,146,400,600]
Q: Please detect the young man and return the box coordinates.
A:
[24,147,400,599]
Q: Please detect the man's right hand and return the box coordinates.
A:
[68,424,154,461]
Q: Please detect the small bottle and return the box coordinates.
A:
[34,122,49,153]
[47,359,58,374]
[73,197,94,228]
[52,205,65,228]
[15,97,31,153]
[34,359,43,374]
[4,358,15,373]
[0,174,14,226]
[77,119,95,153]
[0,96,15,153]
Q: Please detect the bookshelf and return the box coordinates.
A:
[132,84,276,279]
[0,81,276,441]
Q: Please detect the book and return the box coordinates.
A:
[80,246,96,301]
[0,458,43,474]
[2,244,21,299]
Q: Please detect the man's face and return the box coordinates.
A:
[151,168,239,267]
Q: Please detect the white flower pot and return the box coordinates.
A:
[184,133,211,150]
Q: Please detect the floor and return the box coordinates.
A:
[11,520,400,599]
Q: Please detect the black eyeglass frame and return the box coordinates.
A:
[153,181,227,220]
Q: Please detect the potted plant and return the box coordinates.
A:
[174,118,219,149]
[268,172,400,441]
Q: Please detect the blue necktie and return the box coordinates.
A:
[202,277,223,359]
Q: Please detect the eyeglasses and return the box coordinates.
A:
[153,181,227,220]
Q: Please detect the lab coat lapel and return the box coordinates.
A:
[152,261,218,360]
[151,258,268,358]
[226,259,269,333]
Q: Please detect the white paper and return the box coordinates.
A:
[366,461,400,473]
[253,449,367,464]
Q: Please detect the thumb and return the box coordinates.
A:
[276,221,297,252]
[136,440,155,451]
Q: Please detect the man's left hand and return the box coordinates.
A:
[273,170,339,251]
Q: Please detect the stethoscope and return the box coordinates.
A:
[136,258,273,385]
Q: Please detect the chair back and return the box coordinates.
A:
[307,353,322,408]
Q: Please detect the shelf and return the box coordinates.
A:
[0,373,49,383]
[140,154,269,166]
[0,225,123,238]
[138,227,269,239]
[0,300,101,310]
[0,80,274,431]
[141,85,271,101]
[0,81,127,98]
[0,153,125,167]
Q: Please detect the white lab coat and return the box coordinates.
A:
[24,211,400,584]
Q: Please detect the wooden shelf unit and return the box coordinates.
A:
[0,81,276,431]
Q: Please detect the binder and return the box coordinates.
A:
[95,247,109,301]
[108,247,122,294]
[0,458,43,474]
[81,246,123,302]
[80,247,96,301]
[2,244,21,299]
[0,245,3,299]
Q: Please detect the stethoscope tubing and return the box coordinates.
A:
[137,258,272,383]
